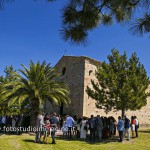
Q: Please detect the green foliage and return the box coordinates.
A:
[1,0,150,45]
[130,13,150,36]
[0,61,70,117]
[86,49,150,117]
[61,24,88,45]
[61,0,142,44]
[0,65,17,115]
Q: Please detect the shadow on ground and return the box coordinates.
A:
[23,139,35,143]
[22,134,120,145]
[56,135,120,145]
[138,130,150,134]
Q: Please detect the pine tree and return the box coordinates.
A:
[61,0,150,44]
[0,66,18,115]
[1,1,150,44]
[86,49,150,118]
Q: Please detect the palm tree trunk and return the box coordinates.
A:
[30,113,38,127]
[30,98,40,127]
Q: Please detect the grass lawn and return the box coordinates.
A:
[0,129,150,150]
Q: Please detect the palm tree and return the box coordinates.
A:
[1,61,70,126]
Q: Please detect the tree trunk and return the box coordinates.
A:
[30,98,40,127]
[30,112,38,127]
[121,109,125,119]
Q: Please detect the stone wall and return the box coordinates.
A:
[83,59,100,116]
[45,56,85,117]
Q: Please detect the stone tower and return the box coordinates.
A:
[45,56,150,125]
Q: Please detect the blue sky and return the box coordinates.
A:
[0,0,150,77]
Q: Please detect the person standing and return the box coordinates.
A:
[62,121,68,138]
[50,112,58,144]
[43,120,51,144]
[131,116,136,138]
[124,116,130,140]
[1,116,6,133]
[76,117,82,139]
[117,116,124,142]
[88,115,96,143]
[109,117,114,137]
[96,115,103,142]
[80,116,87,140]
[66,115,75,140]
[135,116,139,138]
[35,113,45,143]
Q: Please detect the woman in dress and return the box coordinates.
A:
[62,121,68,138]
[80,116,87,141]
[109,117,114,137]
[43,119,51,144]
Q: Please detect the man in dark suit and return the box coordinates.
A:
[88,115,97,143]
[50,112,58,144]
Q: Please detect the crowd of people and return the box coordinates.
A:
[34,113,139,144]
[0,113,139,144]
[0,114,30,134]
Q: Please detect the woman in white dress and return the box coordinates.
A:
[62,121,68,137]
[80,117,87,140]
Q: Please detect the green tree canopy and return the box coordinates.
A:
[61,0,150,44]
[1,0,150,45]
[0,61,70,125]
[86,49,150,117]
[0,66,18,115]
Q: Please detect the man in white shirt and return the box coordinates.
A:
[66,115,75,139]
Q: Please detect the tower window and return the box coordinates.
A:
[62,67,66,75]
[89,70,93,76]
